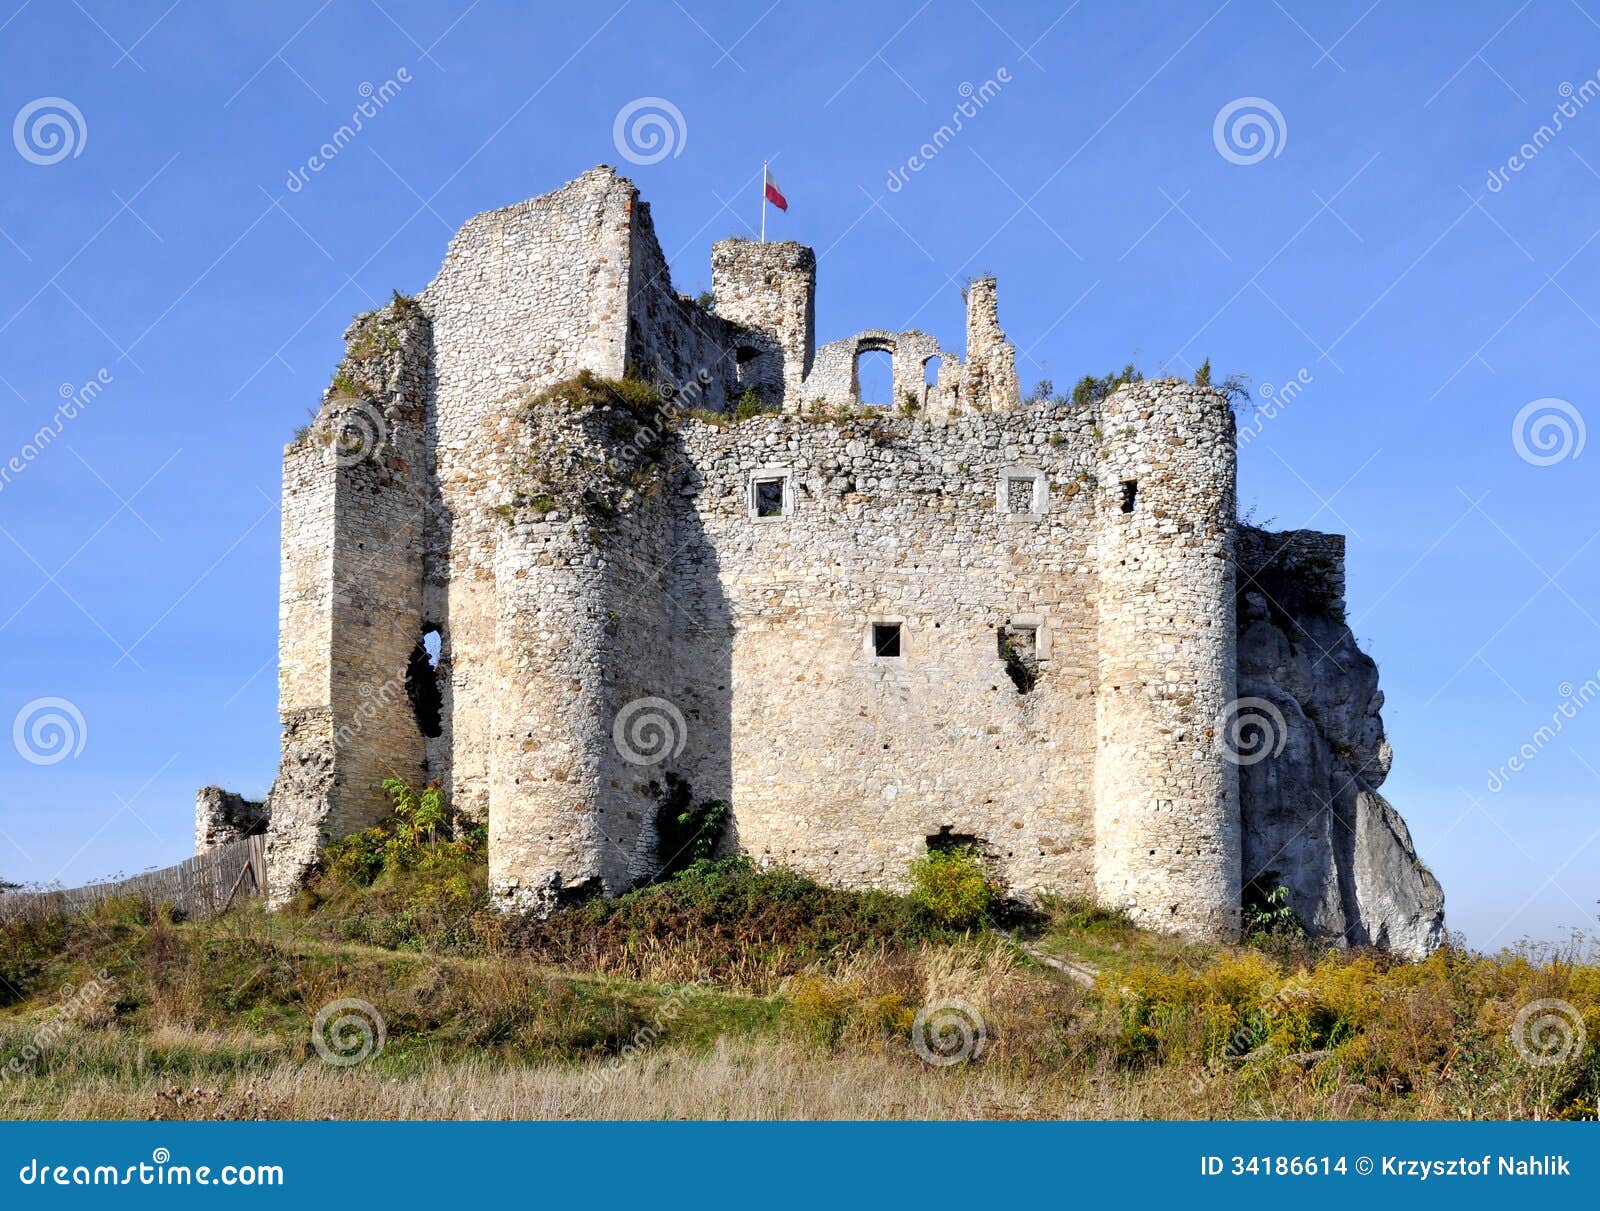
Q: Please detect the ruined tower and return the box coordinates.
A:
[710,238,816,404]
[269,302,432,899]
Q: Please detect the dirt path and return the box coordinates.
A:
[997,931,1099,988]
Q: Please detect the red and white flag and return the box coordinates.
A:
[764,166,788,212]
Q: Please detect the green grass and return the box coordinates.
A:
[1021,897,1215,973]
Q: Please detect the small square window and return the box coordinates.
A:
[871,623,902,659]
[996,467,1047,517]
[754,478,785,517]
[1005,477,1036,514]
[1119,480,1138,514]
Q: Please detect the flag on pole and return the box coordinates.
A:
[764,167,788,212]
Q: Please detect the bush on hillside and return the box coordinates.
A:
[908,847,994,930]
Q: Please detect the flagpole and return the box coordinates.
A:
[760,160,767,243]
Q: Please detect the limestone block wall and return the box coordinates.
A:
[671,404,1102,896]
[420,166,639,822]
[962,276,1021,412]
[257,168,1246,932]
[710,239,816,403]
[478,393,680,908]
[802,329,950,415]
[625,200,753,410]
[1092,381,1240,938]
[195,787,269,854]
[268,301,432,900]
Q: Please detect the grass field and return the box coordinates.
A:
[2,841,1596,1121]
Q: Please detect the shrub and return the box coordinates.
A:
[528,370,662,415]
[908,848,993,930]
[1071,363,1143,407]
[733,388,763,422]
[509,858,944,992]
[1242,879,1305,944]
[650,774,729,877]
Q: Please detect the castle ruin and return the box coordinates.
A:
[201,166,1445,955]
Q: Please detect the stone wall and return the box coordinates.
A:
[266,299,432,901]
[195,786,269,854]
[962,276,1020,412]
[670,403,1103,896]
[626,200,752,410]
[478,385,682,909]
[803,328,951,416]
[419,167,638,824]
[711,239,816,404]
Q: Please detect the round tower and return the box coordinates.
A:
[1092,381,1240,938]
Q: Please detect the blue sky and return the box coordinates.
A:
[1,0,1597,949]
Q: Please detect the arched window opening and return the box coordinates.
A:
[854,347,894,406]
[922,356,940,387]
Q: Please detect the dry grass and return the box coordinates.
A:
[1,1036,1066,1121]
[5,859,1600,1121]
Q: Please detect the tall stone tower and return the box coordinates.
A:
[710,239,816,402]
[1092,382,1241,938]
[268,301,433,901]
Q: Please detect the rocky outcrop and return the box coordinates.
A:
[1235,526,1445,957]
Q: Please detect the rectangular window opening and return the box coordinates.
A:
[1119,479,1138,514]
[1006,477,1036,514]
[754,477,786,518]
[872,622,903,659]
[997,625,1038,693]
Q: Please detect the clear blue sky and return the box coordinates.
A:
[1,0,1596,950]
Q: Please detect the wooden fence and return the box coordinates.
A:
[0,835,267,924]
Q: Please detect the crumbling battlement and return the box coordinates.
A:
[221,165,1442,952]
[195,787,268,855]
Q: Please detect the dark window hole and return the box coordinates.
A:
[407,625,444,738]
[997,625,1038,693]
[872,622,902,658]
[754,478,785,517]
